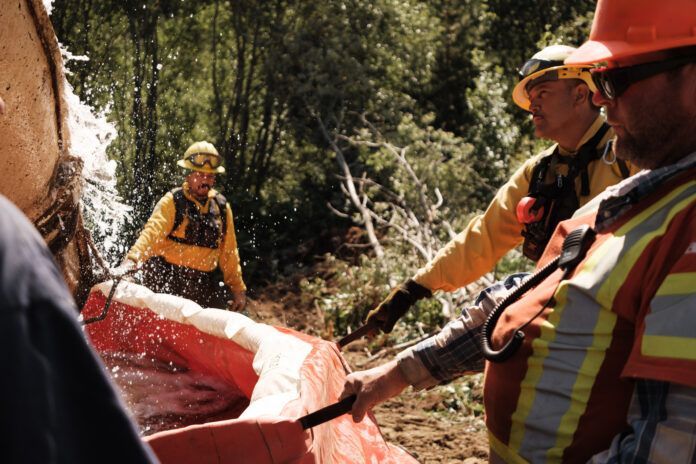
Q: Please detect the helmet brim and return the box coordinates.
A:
[566,38,696,65]
[512,65,596,111]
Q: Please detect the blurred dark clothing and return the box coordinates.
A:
[140,256,233,308]
[0,195,157,464]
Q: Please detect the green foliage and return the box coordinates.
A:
[301,247,448,341]
[426,375,485,418]
[52,0,595,312]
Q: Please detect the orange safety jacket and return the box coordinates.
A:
[126,183,246,293]
[484,161,696,463]
[412,116,639,292]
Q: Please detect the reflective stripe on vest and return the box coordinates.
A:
[500,179,696,462]
[643,272,696,360]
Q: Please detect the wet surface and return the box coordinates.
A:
[101,352,250,435]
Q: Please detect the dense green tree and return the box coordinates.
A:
[52,0,597,292]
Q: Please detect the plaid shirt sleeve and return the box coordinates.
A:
[397,273,528,390]
[587,380,696,463]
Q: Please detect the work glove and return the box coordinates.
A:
[365,279,432,333]
[227,291,247,312]
[111,259,138,280]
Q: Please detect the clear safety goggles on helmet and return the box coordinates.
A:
[519,59,563,80]
[187,152,222,169]
[519,60,597,95]
[591,54,696,100]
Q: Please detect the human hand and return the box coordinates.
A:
[365,280,432,333]
[0,96,5,114]
[111,259,137,279]
[227,291,246,312]
[340,360,410,422]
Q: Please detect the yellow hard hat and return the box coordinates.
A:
[512,45,597,111]
[177,141,225,174]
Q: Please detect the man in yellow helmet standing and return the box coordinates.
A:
[118,141,246,311]
[342,1,696,461]
[365,44,636,334]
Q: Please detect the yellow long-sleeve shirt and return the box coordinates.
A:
[413,116,639,293]
[126,185,246,293]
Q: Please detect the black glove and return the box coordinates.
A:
[365,279,432,333]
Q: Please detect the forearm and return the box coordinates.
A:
[397,307,487,390]
[219,207,246,292]
[127,195,174,263]
[412,163,532,293]
[588,380,696,463]
[398,273,528,389]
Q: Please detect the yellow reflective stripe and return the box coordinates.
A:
[642,335,696,360]
[615,181,695,236]
[507,293,558,454]
[596,182,696,309]
[504,181,695,461]
[656,273,696,296]
[489,431,530,464]
[552,300,617,458]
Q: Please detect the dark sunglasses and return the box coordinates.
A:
[187,152,222,169]
[591,54,696,100]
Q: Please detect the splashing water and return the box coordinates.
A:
[60,46,132,264]
[52,8,252,434]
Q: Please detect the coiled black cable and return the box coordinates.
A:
[481,225,596,362]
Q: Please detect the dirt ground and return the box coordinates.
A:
[246,284,490,463]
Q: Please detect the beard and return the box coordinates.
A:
[612,73,696,169]
[612,102,691,170]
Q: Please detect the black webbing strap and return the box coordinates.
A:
[617,158,631,179]
[167,188,228,245]
[336,320,378,349]
[298,395,357,430]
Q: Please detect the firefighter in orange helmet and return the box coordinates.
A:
[342,1,696,462]
[118,141,246,311]
[365,44,638,335]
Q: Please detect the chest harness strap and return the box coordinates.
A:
[167,188,228,249]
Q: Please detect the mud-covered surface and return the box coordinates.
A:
[246,286,490,463]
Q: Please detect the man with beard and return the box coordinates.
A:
[364,44,637,336]
[118,141,246,311]
[342,1,696,461]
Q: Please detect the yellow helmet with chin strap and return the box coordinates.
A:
[512,45,597,112]
[177,141,226,174]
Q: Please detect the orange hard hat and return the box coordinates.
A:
[566,0,696,65]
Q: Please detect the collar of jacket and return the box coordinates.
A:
[557,114,607,157]
[595,151,696,232]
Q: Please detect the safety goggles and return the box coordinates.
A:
[591,54,696,100]
[519,59,563,80]
[187,152,222,169]
[519,59,596,94]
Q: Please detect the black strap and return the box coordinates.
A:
[574,122,611,196]
[170,188,187,236]
[336,321,378,349]
[167,188,228,246]
[617,158,630,179]
[298,395,357,430]
[522,122,610,261]
[527,122,609,199]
